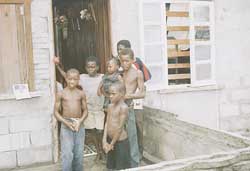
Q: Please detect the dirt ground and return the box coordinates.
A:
[8,156,106,171]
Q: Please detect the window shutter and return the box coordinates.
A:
[190,1,215,86]
[140,0,168,90]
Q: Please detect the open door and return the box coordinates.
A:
[51,0,112,162]
[53,0,112,75]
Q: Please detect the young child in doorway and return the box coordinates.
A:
[54,68,88,171]
[54,56,105,161]
[97,57,123,113]
[103,81,131,170]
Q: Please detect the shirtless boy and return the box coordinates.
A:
[54,56,105,161]
[102,81,130,170]
[119,48,145,167]
[54,69,88,171]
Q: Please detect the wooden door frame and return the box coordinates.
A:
[50,0,113,163]
[0,0,34,90]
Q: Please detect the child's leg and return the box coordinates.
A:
[127,108,140,167]
[72,127,85,171]
[106,137,116,170]
[96,129,104,160]
[60,124,74,171]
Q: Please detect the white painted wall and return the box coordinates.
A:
[110,0,250,132]
[215,0,250,133]
[110,0,141,57]
[0,0,54,168]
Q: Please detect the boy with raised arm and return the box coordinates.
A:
[103,81,131,170]
[54,68,88,171]
[120,48,145,168]
[54,56,106,161]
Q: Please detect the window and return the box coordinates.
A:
[0,0,34,94]
[140,0,215,90]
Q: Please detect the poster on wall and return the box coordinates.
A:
[12,84,31,100]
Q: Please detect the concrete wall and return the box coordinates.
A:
[133,147,250,171]
[110,0,250,133]
[0,0,54,169]
[215,0,250,134]
[143,107,250,161]
[110,0,141,57]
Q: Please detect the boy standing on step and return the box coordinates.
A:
[54,68,88,171]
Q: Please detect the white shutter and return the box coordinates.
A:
[190,1,215,86]
[139,0,168,90]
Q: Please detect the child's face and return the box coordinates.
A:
[109,86,122,104]
[107,60,118,74]
[117,44,126,56]
[66,72,80,89]
[85,61,98,77]
[120,54,133,71]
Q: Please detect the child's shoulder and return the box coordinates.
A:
[120,102,129,110]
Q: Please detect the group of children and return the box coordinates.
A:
[54,40,146,171]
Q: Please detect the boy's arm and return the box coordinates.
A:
[54,92,74,130]
[102,122,108,153]
[110,105,128,147]
[102,106,110,153]
[97,80,109,97]
[56,64,67,79]
[125,70,145,100]
[97,80,103,96]
[53,56,67,79]
[79,91,88,123]
[74,91,88,131]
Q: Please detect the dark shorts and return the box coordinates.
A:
[107,137,131,170]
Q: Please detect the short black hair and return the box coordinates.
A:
[110,81,126,95]
[117,40,131,48]
[66,68,80,77]
[107,57,121,67]
[85,56,100,66]
[119,48,134,60]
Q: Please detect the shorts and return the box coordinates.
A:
[106,137,131,170]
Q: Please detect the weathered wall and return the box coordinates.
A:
[133,147,250,171]
[0,0,54,169]
[110,0,220,129]
[215,0,250,134]
[110,0,250,133]
[110,0,141,57]
[143,107,250,161]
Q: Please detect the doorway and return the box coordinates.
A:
[53,0,112,75]
[52,0,112,162]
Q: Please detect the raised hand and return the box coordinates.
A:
[53,56,60,65]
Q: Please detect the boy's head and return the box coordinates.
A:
[109,81,125,104]
[107,57,120,74]
[66,68,80,89]
[117,40,131,55]
[119,48,134,71]
[85,56,99,77]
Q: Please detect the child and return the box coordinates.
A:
[117,40,151,82]
[54,68,88,171]
[98,57,123,112]
[102,81,131,170]
[120,48,145,168]
[79,56,105,161]
[54,56,105,161]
